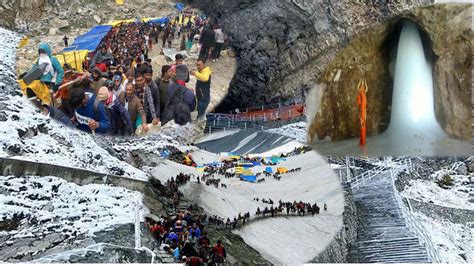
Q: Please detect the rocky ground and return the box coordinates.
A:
[148,34,237,114]
[12,0,177,75]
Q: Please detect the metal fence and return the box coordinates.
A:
[390,160,444,263]
[331,157,443,263]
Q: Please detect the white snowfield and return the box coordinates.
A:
[153,150,344,264]
[412,212,473,263]
[400,174,474,210]
[0,175,148,239]
[266,121,307,143]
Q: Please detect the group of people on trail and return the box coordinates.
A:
[255,200,327,217]
[146,206,227,264]
[21,10,227,137]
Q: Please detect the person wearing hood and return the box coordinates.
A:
[68,87,111,135]
[33,43,64,92]
[112,74,124,96]
[90,44,113,70]
[90,67,107,95]
[97,86,133,136]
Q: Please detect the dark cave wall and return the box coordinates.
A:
[191,0,433,112]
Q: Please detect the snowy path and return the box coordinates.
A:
[349,171,432,263]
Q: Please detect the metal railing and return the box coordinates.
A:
[232,98,306,114]
[331,157,443,263]
[390,159,444,263]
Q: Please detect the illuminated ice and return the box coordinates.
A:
[310,20,471,156]
[386,20,446,139]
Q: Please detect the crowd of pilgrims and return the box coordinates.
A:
[27,10,227,137]
[146,193,327,264]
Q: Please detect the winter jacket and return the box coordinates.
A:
[119,91,145,130]
[167,82,196,112]
[73,92,111,134]
[195,66,212,101]
[200,27,216,48]
[147,80,161,120]
[212,244,226,258]
[189,227,201,239]
[34,43,64,86]
[105,95,133,135]
[46,105,74,128]
[162,82,195,125]
[91,51,114,67]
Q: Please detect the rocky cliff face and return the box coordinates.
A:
[191,0,433,113]
[0,0,174,32]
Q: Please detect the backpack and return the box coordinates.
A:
[162,84,190,125]
[92,97,111,121]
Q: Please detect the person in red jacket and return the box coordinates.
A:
[211,239,226,263]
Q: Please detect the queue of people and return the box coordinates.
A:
[21,10,228,137]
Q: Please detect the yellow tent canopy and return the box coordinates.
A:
[277,167,288,174]
[235,167,244,174]
[115,0,124,5]
[107,19,136,27]
[54,50,88,72]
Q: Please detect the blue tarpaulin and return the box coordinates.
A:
[149,17,170,24]
[63,25,112,52]
[241,175,256,183]
[175,3,184,11]
[252,162,262,166]
[265,167,273,173]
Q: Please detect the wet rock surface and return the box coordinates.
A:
[192,0,432,113]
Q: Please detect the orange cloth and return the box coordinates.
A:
[356,79,367,146]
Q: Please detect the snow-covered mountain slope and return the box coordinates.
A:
[266,121,307,143]
[397,158,474,263]
[0,175,148,262]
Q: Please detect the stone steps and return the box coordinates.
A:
[348,171,431,263]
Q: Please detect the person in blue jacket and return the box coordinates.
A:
[96,86,133,136]
[33,43,64,92]
[68,87,111,134]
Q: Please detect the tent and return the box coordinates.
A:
[115,0,124,5]
[107,19,136,27]
[175,3,185,11]
[149,17,169,24]
[240,175,256,183]
[63,25,112,52]
[55,50,88,72]
[277,167,288,174]
[196,166,205,173]
[252,161,262,166]
[235,167,244,174]
[265,167,273,173]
